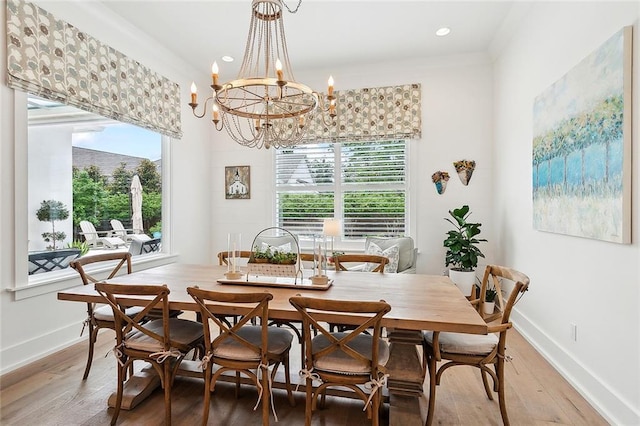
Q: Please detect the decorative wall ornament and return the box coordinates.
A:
[303,83,422,143]
[431,171,450,195]
[6,0,182,138]
[532,26,632,244]
[453,160,476,186]
[225,166,250,200]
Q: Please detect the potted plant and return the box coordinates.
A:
[250,245,270,263]
[443,205,487,296]
[36,199,70,250]
[484,285,497,315]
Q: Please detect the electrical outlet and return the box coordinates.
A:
[570,323,578,342]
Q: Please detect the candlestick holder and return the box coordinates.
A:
[311,235,328,285]
[224,232,244,280]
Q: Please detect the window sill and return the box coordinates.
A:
[7,253,179,300]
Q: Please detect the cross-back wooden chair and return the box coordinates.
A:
[422,264,530,426]
[187,287,295,426]
[95,283,204,426]
[330,254,389,332]
[289,296,392,426]
[69,252,139,380]
[333,254,389,273]
[217,250,253,266]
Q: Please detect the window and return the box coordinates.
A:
[275,140,407,241]
[27,95,163,277]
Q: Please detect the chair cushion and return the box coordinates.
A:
[125,318,204,353]
[364,242,400,273]
[93,304,144,321]
[214,325,293,361]
[365,236,415,273]
[423,330,498,356]
[311,332,390,375]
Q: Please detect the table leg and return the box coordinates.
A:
[385,329,425,426]
[107,365,160,410]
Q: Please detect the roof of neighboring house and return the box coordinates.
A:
[73,147,161,178]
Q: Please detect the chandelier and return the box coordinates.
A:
[188,0,336,149]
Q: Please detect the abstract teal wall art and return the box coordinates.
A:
[532,27,632,244]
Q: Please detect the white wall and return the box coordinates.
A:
[0,1,212,373]
[28,126,74,252]
[210,53,497,275]
[493,2,640,424]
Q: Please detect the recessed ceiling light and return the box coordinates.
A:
[436,27,451,37]
[221,55,234,62]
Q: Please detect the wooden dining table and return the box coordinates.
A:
[58,263,487,426]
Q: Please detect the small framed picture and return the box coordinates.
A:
[225,165,250,199]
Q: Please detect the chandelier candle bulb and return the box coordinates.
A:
[275,59,284,81]
[190,82,197,104]
[211,62,219,87]
[328,75,334,97]
[212,104,220,122]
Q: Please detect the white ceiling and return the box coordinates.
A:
[100,1,519,77]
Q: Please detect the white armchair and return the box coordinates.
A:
[364,236,417,273]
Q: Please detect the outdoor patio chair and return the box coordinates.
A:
[109,219,138,243]
[79,220,126,249]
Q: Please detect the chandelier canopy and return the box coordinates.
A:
[189,0,335,149]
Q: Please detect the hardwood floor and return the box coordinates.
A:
[1,327,607,425]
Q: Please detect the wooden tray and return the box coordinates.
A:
[217,275,333,291]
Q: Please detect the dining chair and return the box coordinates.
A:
[289,296,392,426]
[69,252,141,380]
[330,254,389,333]
[422,264,530,426]
[333,254,389,273]
[217,250,253,266]
[95,283,204,426]
[187,287,296,426]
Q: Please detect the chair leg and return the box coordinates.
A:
[111,360,126,426]
[202,365,212,426]
[261,365,270,426]
[305,378,313,426]
[480,367,494,400]
[282,355,296,407]
[497,359,510,426]
[425,354,437,426]
[235,371,241,398]
[82,324,99,380]
[164,361,172,425]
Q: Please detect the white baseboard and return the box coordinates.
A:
[0,322,85,375]
[512,309,640,426]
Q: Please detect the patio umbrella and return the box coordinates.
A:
[131,174,143,233]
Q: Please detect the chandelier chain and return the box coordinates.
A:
[283,0,302,14]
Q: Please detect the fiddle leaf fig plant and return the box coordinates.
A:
[443,205,486,272]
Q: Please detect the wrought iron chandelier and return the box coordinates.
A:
[189,0,336,149]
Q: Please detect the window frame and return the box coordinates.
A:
[274,139,415,253]
[10,91,177,300]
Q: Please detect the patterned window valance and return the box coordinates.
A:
[6,0,182,139]
[304,83,421,143]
